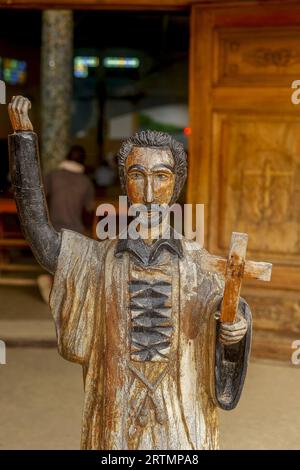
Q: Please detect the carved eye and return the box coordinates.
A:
[156,173,169,181]
[130,172,143,180]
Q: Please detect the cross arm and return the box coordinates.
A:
[202,255,272,282]
[201,232,272,323]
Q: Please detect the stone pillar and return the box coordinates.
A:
[41,10,73,173]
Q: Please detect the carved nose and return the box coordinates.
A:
[145,177,154,204]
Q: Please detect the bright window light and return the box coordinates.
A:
[103,57,140,69]
[74,56,99,78]
[0,57,27,85]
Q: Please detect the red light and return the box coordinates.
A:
[183,127,191,136]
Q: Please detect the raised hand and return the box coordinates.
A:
[8,95,33,132]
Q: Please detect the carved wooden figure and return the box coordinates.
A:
[8,96,272,450]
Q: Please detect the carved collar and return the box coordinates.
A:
[115,229,183,266]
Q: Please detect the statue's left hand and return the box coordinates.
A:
[218,315,248,346]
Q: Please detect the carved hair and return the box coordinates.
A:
[117,130,187,203]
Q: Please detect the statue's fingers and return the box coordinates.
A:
[222,324,247,333]
[220,330,246,340]
[8,103,14,127]
[17,96,27,114]
[13,97,23,128]
[11,96,23,129]
[220,335,244,345]
[8,103,14,122]
[221,327,247,337]
[220,335,245,341]
[221,320,246,331]
[220,326,246,335]
[13,95,23,110]
[221,340,241,346]
[21,98,30,116]
[11,95,19,113]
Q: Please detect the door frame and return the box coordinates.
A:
[0,0,199,11]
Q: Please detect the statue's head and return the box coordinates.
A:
[117,130,187,207]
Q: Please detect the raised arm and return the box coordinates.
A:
[8,96,61,274]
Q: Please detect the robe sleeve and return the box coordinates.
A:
[214,297,252,410]
[8,131,61,274]
[49,229,105,365]
[204,272,252,411]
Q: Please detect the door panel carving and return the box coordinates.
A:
[189,3,300,357]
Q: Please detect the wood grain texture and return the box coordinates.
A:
[188,1,300,356]
[220,232,248,323]
[202,232,272,323]
[211,113,300,261]
[50,231,233,449]
[203,251,272,281]
[215,27,300,87]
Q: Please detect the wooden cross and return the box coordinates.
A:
[0,80,5,105]
[203,232,272,323]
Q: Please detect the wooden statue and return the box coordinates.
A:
[8,96,271,450]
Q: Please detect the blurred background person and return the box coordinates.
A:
[44,145,95,234]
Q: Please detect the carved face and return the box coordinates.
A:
[125,146,175,207]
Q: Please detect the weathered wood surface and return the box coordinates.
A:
[220,232,248,323]
[202,232,272,323]
[188,1,300,353]
[8,92,252,448]
[203,253,272,282]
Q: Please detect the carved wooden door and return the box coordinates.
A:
[188,2,300,359]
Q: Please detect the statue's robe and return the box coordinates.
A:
[50,229,251,450]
